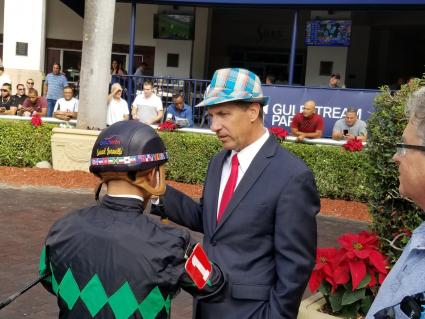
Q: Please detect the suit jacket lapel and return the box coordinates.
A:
[206,150,228,235]
[213,136,278,235]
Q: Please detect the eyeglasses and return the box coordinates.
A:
[18,88,25,91]
[395,143,425,157]
[27,82,34,85]
[1,89,9,92]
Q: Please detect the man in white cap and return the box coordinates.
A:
[153,68,320,318]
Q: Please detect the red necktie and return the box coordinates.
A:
[217,154,239,223]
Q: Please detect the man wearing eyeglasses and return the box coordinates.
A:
[26,79,35,91]
[53,86,78,121]
[14,84,27,114]
[0,83,18,115]
[367,87,425,319]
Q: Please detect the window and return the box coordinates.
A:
[167,53,179,67]
[63,50,82,82]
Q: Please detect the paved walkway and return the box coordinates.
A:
[0,186,367,319]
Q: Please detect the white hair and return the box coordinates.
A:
[406,86,425,145]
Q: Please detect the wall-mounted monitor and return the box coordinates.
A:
[305,20,352,47]
[153,14,194,40]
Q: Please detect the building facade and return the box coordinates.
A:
[0,0,424,93]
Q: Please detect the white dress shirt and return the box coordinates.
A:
[217,129,270,217]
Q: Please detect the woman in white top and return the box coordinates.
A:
[106,83,129,126]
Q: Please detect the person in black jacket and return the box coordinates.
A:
[38,120,225,318]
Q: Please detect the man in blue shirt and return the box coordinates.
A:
[367,87,425,319]
[44,63,68,117]
[166,92,193,128]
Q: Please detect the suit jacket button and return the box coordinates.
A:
[211,240,217,246]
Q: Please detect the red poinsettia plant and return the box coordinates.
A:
[158,120,176,132]
[342,138,363,152]
[268,127,288,142]
[30,113,43,127]
[309,230,389,318]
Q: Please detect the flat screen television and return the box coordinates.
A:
[305,20,352,47]
[153,14,194,40]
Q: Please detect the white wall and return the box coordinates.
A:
[112,3,157,46]
[113,3,198,77]
[46,2,157,45]
[46,0,83,41]
[304,11,350,87]
[3,0,46,70]
[152,5,197,77]
[45,2,201,78]
[2,0,46,92]
[304,47,348,87]
[154,39,192,77]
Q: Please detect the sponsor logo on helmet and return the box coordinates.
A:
[98,135,121,146]
[96,147,124,156]
[96,135,124,156]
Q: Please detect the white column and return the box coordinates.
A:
[77,0,116,129]
[3,0,46,92]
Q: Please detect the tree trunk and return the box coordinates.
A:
[77,0,116,129]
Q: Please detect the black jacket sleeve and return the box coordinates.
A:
[177,237,226,301]
[38,245,55,296]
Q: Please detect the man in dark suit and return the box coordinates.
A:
[153,68,320,318]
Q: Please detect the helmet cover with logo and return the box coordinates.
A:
[90,120,168,175]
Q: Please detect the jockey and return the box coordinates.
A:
[39,120,225,318]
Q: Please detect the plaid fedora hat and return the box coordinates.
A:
[196,68,269,108]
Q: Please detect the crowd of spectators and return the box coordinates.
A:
[0,63,73,120]
[0,62,372,141]
[289,99,369,142]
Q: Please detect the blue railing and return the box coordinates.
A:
[111,74,210,127]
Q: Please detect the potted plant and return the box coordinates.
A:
[268,126,288,142]
[299,231,389,318]
[158,120,177,132]
[342,138,363,152]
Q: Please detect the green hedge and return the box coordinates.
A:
[0,120,368,201]
[283,143,369,201]
[367,79,425,263]
[160,132,222,184]
[160,131,369,201]
[0,120,56,166]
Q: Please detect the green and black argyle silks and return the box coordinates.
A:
[39,195,224,319]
